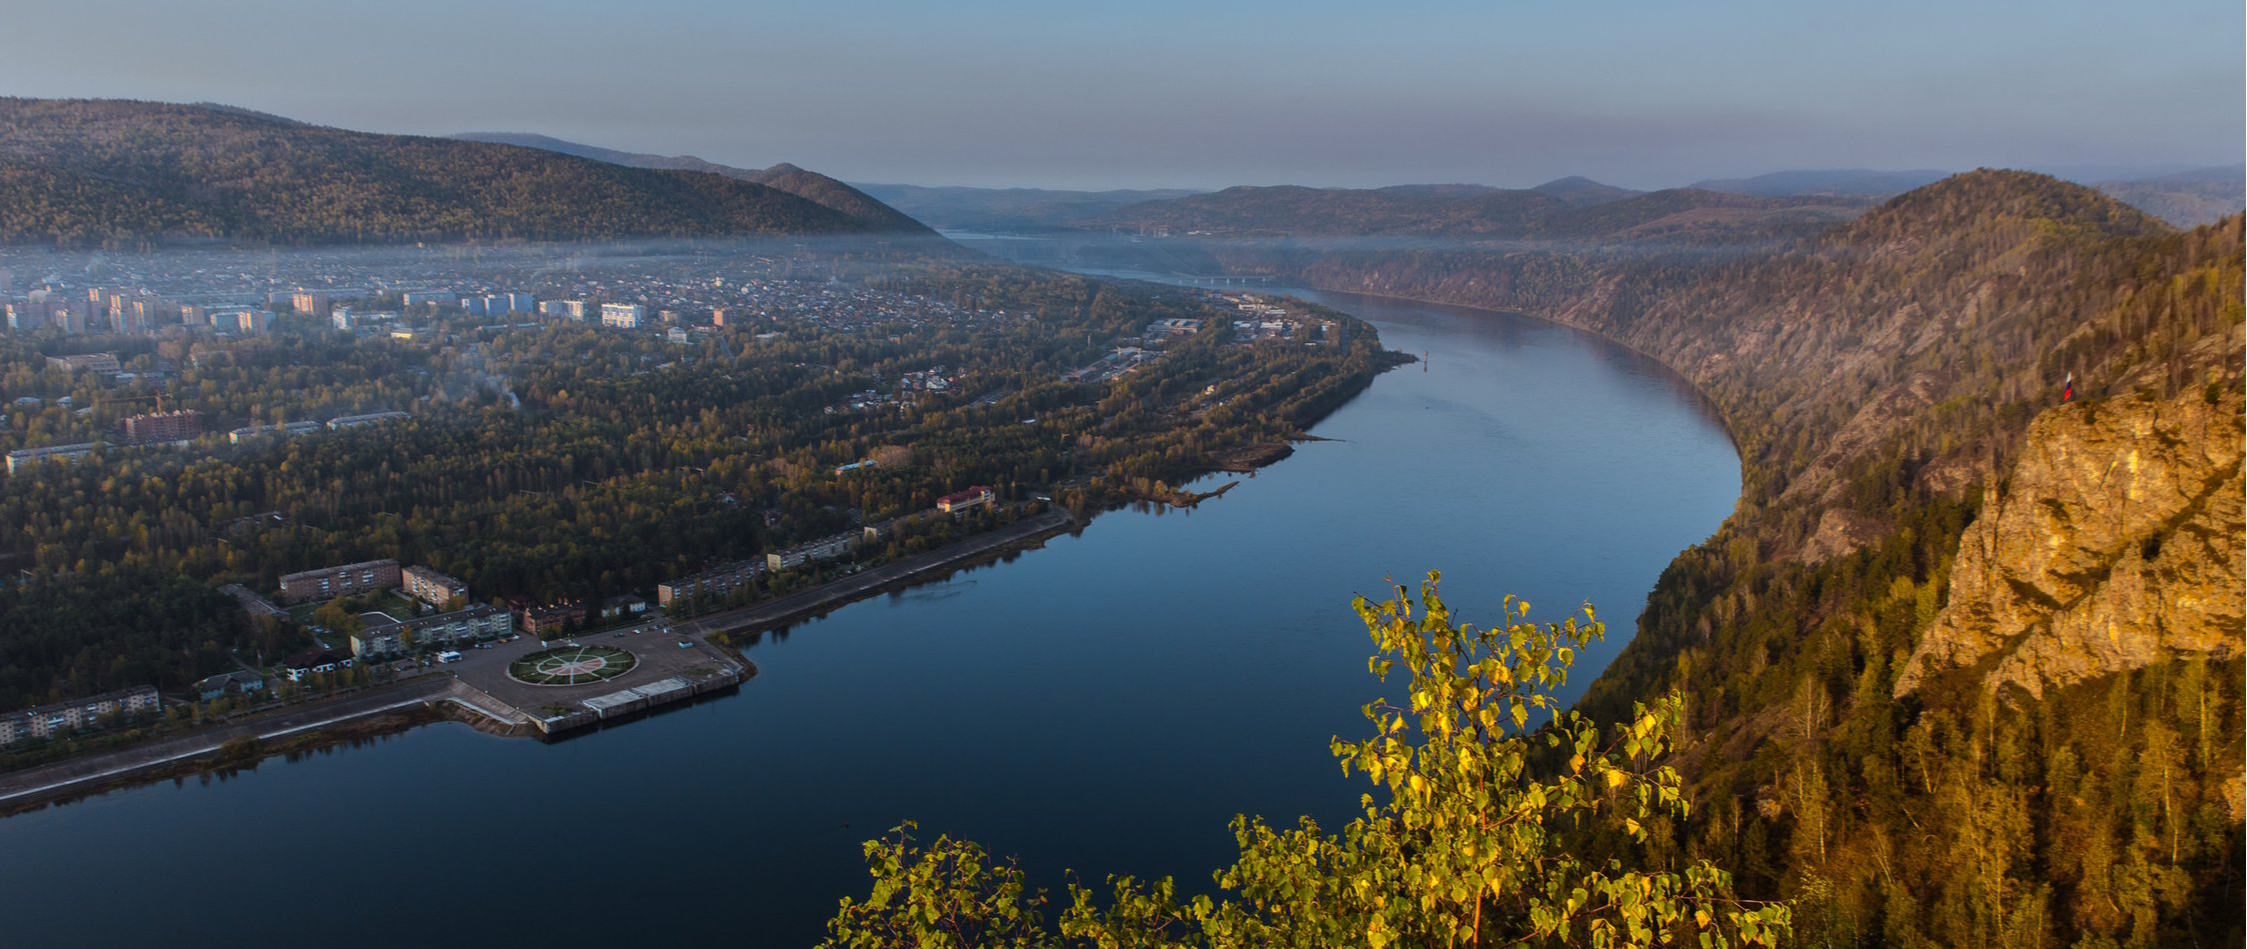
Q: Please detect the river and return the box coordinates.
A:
[0,267,1737,947]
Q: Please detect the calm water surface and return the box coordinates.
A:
[0,275,1736,947]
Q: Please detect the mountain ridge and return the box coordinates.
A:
[0,98,927,245]
[450,131,931,234]
[1161,167,2243,947]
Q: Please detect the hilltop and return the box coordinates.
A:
[0,98,930,245]
[1178,168,2243,947]
[451,132,931,233]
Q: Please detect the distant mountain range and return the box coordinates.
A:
[2092,164,2247,229]
[1083,180,1870,243]
[1688,168,1952,198]
[856,166,2239,237]
[1690,166,2242,227]
[848,183,1204,232]
[450,132,930,234]
[0,98,931,244]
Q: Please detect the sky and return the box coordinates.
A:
[1,0,2239,190]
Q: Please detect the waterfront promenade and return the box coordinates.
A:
[0,678,451,812]
[678,507,1073,639]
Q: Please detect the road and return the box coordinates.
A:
[679,508,1072,639]
[0,678,451,810]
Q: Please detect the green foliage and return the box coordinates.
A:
[822,574,1791,948]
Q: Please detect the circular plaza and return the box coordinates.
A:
[507,644,639,686]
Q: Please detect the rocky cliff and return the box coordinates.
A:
[1898,388,2244,699]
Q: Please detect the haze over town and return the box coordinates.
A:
[1,0,2239,189]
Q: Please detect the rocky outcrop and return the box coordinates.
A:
[1896,389,2244,698]
[1798,508,1888,564]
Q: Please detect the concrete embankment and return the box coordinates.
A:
[678,508,1074,640]
[0,510,1071,810]
[0,678,452,814]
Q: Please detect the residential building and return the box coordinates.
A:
[122,409,202,443]
[0,685,163,745]
[326,411,410,430]
[402,291,457,308]
[600,594,649,619]
[195,671,268,701]
[45,352,120,374]
[600,303,644,329]
[656,560,765,607]
[280,648,355,682]
[290,291,332,316]
[6,442,100,475]
[228,421,322,444]
[350,604,512,658]
[518,602,586,638]
[219,583,289,619]
[278,558,402,604]
[561,300,592,320]
[766,531,861,571]
[401,565,469,608]
[937,485,995,514]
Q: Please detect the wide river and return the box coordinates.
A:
[0,271,1737,947]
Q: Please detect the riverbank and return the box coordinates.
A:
[0,678,451,817]
[0,509,1077,811]
[678,507,1075,642]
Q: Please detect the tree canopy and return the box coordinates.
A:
[821,573,1791,949]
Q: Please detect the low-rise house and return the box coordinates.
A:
[280,648,356,682]
[196,670,269,701]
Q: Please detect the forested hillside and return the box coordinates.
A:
[1094,182,1867,241]
[1151,170,2245,946]
[451,132,933,233]
[0,99,924,245]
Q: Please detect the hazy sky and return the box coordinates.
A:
[2,0,2239,189]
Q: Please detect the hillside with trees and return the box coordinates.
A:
[0,98,930,245]
[831,171,2245,947]
[1092,182,1868,242]
[451,132,933,234]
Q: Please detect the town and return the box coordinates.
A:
[0,242,1391,760]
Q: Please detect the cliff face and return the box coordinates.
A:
[1898,389,2245,699]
